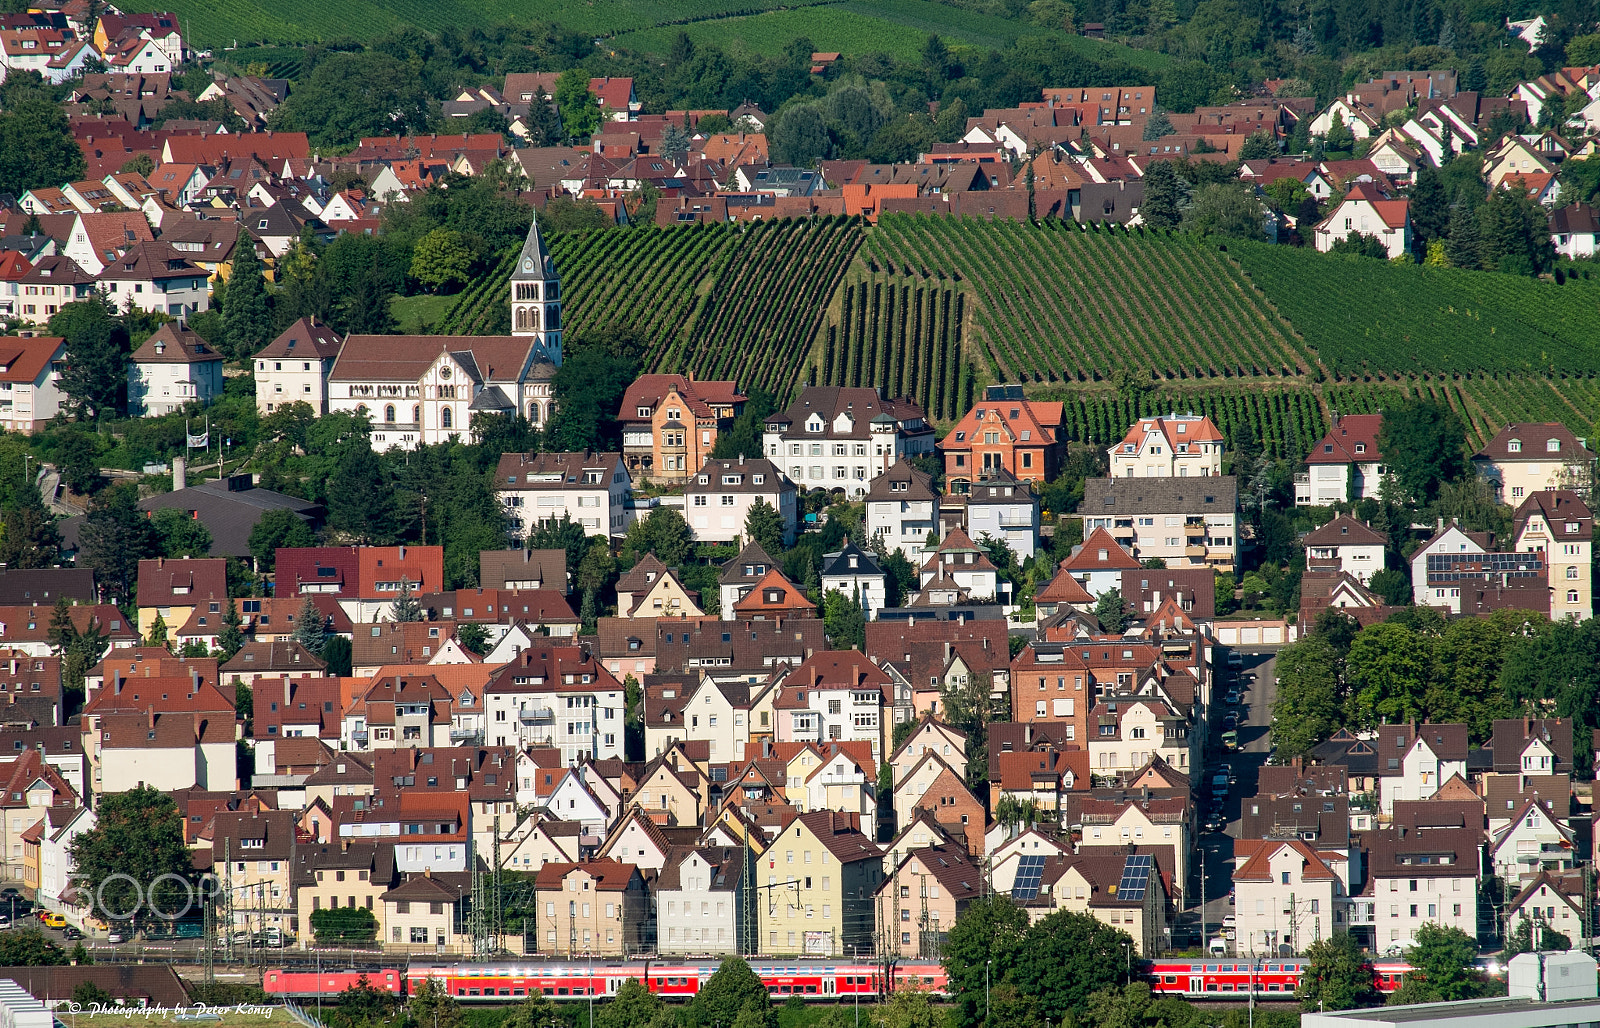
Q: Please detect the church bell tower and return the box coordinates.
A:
[510,212,561,367]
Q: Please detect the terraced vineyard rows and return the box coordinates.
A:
[1036,388,1328,460]
[1228,241,1600,379]
[861,215,1308,384]
[819,277,971,420]
[439,217,861,401]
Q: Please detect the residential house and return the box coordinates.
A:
[940,385,1065,490]
[1025,850,1168,954]
[1505,870,1587,944]
[1297,413,1385,506]
[1060,528,1142,597]
[62,210,153,276]
[381,873,467,952]
[764,387,935,499]
[480,550,567,593]
[200,810,299,934]
[126,322,223,416]
[1549,201,1600,259]
[96,242,208,317]
[0,335,67,431]
[1079,477,1239,571]
[617,375,745,484]
[1513,490,1592,620]
[496,451,632,544]
[1492,718,1573,776]
[718,541,778,617]
[0,750,75,880]
[1473,423,1590,504]
[1303,515,1388,585]
[1378,724,1468,814]
[1360,827,1480,951]
[1313,188,1409,262]
[1489,797,1575,882]
[1409,523,1494,607]
[1086,696,1194,777]
[731,569,817,621]
[253,318,344,416]
[482,646,625,762]
[534,860,649,955]
[221,641,328,690]
[16,257,95,323]
[876,843,983,957]
[1107,413,1224,478]
[760,811,882,957]
[643,674,750,762]
[917,528,1000,602]
[614,554,704,620]
[684,456,798,545]
[135,557,226,640]
[771,650,890,763]
[821,539,888,620]
[866,460,940,561]
[1233,839,1348,956]
[655,846,755,955]
[962,470,1041,560]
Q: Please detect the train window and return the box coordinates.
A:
[1268,986,1281,992]
[558,988,569,997]
[1206,985,1218,992]
[468,990,480,997]
[513,990,525,997]
[806,986,817,994]
[1190,965,1204,972]
[780,986,792,994]
[456,989,467,996]
[1163,977,1176,984]
[1205,965,1218,973]
[1222,985,1234,992]
[654,980,662,986]
[1220,966,1232,972]
[923,978,934,986]
[542,989,553,996]
[498,989,510,997]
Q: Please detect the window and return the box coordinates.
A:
[442,408,453,429]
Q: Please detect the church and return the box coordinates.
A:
[259,215,563,450]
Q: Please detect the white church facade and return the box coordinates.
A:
[316,216,563,450]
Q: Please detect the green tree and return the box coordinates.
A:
[1405,923,1484,1001]
[151,507,214,558]
[576,538,616,596]
[391,577,423,622]
[145,613,168,647]
[501,992,572,1028]
[322,635,353,677]
[54,429,103,496]
[1183,183,1264,239]
[405,979,462,1028]
[1329,231,1390,259]
[594,979,663,1028]
[822,588,866,649]
[309,906,378,944]
[555,67,599,140]
[1237,130,1277,161]
[69,786,192,925]
[0,484,60,568]
[292,596,327,654]
[1298,933,1377,1011]
[0,929,66,966]
[1140,161,1187,230]
[458,621,490,655]
[325,977,399,1028]
[1014,909,1132,1019]
[409,228,475,294]
[546,342,638,452]
[0,96,84,196]
[218,598,244,661]
[1378,398,1467,507]
[52,297,130,419]
[1271,634,1347,759]
[1409,163,1450,245]
[1142,109,1175,141]
[625,507,694,568]
[527,515,589,579]
[744,497,785,557]
[693,957,772,1028]
[248,509,316,573]
[1094,588,1129,633]
[1368,567,1411,606]
[326,444,392,543]
[1478,184,1556,275]
[770,103,830,167]
[1346,620,1431,728]
[1323,112,1355,156]
[78,483,156,604]
[943,896,1030,1025]
[1503,915,1571,958]
[881,987,942,1028]
[224,229,272,363]
[269,51,434,147]
[71,980,110,1006]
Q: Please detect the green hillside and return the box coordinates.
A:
[441,217,1600,452]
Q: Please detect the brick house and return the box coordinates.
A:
[617,375,744,484]
[940,385,1065,491]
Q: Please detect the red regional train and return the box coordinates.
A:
[1144,958,1416,998]
[265,961,948,1002]
[265,957,1420,1004]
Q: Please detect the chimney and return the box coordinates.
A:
[172,455,185,491]
[113,668,124,695]
[852,664,860,687]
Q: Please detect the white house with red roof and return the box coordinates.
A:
[127,322,223,416]
[918,527,998,601]
[1233,839,1349,955]
[1061,527,1141,596]
[0,335,67,432]
[1314,182,1412,258]
[1296,412,1386,506]
[589,77,639,121]
[1107,413,1224,478]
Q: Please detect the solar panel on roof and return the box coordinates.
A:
[1012,854,1046,899]
[1118,854,1153,901]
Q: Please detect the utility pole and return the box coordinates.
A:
[918,872,931,961]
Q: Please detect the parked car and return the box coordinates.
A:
[106,932,126,944]
[1224,691,1242,705]
[1221,730,1239,751]
[39,912,65,928]
[62,927,82,941]
[1227,652,1243,668]
[1223,915,1237,928]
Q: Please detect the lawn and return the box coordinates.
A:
[390,292,459,335]
[614,0,1169,66]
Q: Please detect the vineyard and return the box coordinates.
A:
[861,215,1310,385]
[1227,241,1600,378]
[439,217,1600,454]
[441,216,861,400]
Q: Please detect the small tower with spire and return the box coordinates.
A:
[510,212,561,367]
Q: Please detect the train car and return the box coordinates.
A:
[263,969,403,998]
[399,960,949,1002]
[1142,959,1414,1000]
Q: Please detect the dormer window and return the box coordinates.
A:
[1508,439,1522,453]
[637,407,651,418]
[1548,438,1561,452]
[1354,443,1365,453]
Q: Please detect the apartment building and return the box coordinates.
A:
[1297,413,1386,506]
[533,859,650,956]
[1107,413,1224,479]
[1233,839,1349,956]
[684,456,798,545]
[1080,477,1239,571]
[482,646,626,762]
[617,375,744,484]
[764,387,934,499]
[940,385,1065,490]
[253,317,343,415]
[1514,490,1592,620]
[1473,423,1590,504]
[496,451,632,544]
[865,460,939,560]
[759,811,882,957]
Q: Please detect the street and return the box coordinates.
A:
[1181,647,1279,952]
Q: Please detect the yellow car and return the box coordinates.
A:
[39,912,66,928]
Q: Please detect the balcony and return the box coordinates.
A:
[351,730,368,744]
[1516,844,1573,863]
[519,706,555,723]
[1293,473,1310,485]
[449,727,481,743]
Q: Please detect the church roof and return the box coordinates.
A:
[511,212,556,281]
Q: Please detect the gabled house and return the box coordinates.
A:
[1549,201,1600,258]
[865,460,939,560]
[1513,490,1592,620]
[617,374,744,484]
[1313,182,1412,258]
[127,323,223,416]
[1472,423,1589,503]
[821,539,887,620]
[1303,515,1387,585]
[764,387,934,500]
[718,540,777,618]
[615,554,704,620]
[1489,796,1575,882]
[1107,413,1224,479]
[876,843,983,956]
[1060,528,1141,597]
[1233,839,1348,955]
[685,456,797,545]
[0,335,67,432]
[253,318,343,416]
[940,385,1065,490]
[1297,412,1386,506]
